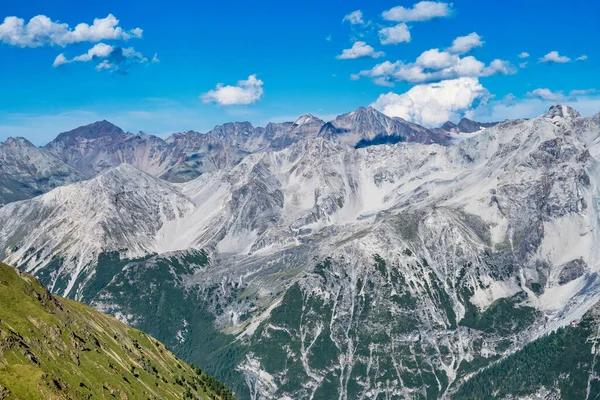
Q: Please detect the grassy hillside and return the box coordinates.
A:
[0,262,234,399]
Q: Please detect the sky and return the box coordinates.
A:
[0,0,598,144]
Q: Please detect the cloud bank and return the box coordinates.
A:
[371,77,489,126]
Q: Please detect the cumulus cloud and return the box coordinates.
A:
[518,52,530,59]
[354,47,515,86]
[53,43,151,74]
[447,33,483,54]
[337,41,384,59]
[470,88,600,122]
[0,14,141,47]
[569,88,596,96]
[519,61,528,69]
[342,10,364,25]
[202,75,264,106]
[371,77,489,126]
[539,51,571,63]
[382,1,453,22]
[527,88,597,102]
[527,88,564,102]
[378,24,411,45]
[416,48,459,69]
[577,55,588,61]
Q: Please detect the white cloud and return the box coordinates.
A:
[526,88,597,102]
[131,27,143,38]
[0,14,141,47]
[518,52,530,59]
[342,10,364,25]
[482,59,516,76]
[577,55,588,61]
[539,51,571,63]
[416,48,459,69]
[52,43,150,73]
[378,24,411,45]
[519,61,528,68]
[470,89,600,122]
[371,77,489,126]
[52,53,68,67]
[569,88,596,96]
[202,74,264,106]
[53,43,114,67]
[337,41,384,59]
[527,88,564,102]
[74,43,114,62]
[382,1,452,22]
[354,47,514,86]
[447,32,483,54]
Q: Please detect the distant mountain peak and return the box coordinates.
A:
[545,104,581,120]
[1,136,36,147]
[51,120,125,143]
[440,117,498,134]
[293,114,323,126]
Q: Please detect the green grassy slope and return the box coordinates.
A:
[0,262,234,400]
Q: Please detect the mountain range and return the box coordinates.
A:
[0,107,469,206]
[1,104,600,399]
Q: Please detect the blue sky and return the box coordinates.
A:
[0,0,598,144]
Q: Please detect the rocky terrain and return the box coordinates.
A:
[1,104,600,399]
[0,137,84,206]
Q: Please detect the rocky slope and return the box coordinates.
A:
[1,108,443,205]
[1,104,600,399]
[440,118,498,134]
[43,116,327,184]
[0,137,84,206]
[319,106,447,147]
[0,262,233,399]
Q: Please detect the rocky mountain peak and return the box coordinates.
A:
[545,104,581,120]
[441,117,498,134]
[49,120,126,146]
[1,136,36,148]
[293,114,324,127]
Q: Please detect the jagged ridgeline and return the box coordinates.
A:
[0,262,233,399]
[1,104,600,399]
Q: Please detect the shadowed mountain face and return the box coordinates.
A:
[441,117,499,134]
[0,262,233,400]
[2,104,600,399]
[0,136,84,206]
[319,106,447,147]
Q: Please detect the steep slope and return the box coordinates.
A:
[0,164,194,299]
[45,120,173,178]
[319,106,448,147]
[159,130,251,183]
[0,137,84,206]
[452,302,600,399]
[44,117,326,184]
[0,262,233,400]
[440,118,498,134]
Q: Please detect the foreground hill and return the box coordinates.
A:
[0,262,233,399]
